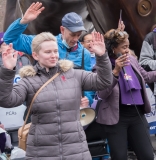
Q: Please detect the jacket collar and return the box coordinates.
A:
[19,59,74,78]
[57,34,81,51]
[34,62,60,76]
[129,55,143,80]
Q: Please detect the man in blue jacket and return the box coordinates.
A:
[4,2,93,106]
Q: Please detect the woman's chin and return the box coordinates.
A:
[48,63,57,68]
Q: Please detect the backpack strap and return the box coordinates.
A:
[81,48,85,97]
[81,48,84,70]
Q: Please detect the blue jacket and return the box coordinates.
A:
[91,54,96,68]
[4,18,93,104]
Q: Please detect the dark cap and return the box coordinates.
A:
[62,12,86,32]
[0,32,4,46]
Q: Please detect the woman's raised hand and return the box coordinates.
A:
[20,2,45,24]
[90,32,106,56]
[117,19,125,31]
[2,43,18,70]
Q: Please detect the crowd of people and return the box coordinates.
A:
[0,1,156,160]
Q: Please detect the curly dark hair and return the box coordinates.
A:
[79,32,92,42]
[104,29,129,57]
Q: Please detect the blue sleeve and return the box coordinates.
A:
[84,91,96,105]
[3,18,35,55]
[84,48,91,71]
[83,49,94,104]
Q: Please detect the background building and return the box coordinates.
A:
[0,0,6,32]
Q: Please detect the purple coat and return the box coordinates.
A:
[0,133,6,153]
[97,55,156,125]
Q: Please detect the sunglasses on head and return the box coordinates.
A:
[117,31,128,37]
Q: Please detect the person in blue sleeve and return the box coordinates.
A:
[4,2,93,106]
[80,32,96,68]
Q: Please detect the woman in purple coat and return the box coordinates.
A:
[96,29,156,160]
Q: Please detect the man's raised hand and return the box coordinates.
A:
[20,2,45,24]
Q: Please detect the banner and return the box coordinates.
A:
[145,84,156,134]
[0,105,26,130]
[0,75,26,130]
[13,74,21,84]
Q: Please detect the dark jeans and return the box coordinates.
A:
[85,120,107,141]
[101,114,154,160]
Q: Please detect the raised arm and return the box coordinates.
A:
[20,2,45,24]
[98,53,129,99]
[0,67,28,108]
[78,32,113,91]
[4,19,34,55]
[79,53,112,91]
[4,2,45,55]
[0,44,28,107]
[117,19,125,31]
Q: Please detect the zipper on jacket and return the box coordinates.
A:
[53,81,63,160]
[66,51,70,59]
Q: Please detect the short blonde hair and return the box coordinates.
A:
[32,32,57,53]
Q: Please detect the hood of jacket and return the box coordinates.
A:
[19,59,74,78]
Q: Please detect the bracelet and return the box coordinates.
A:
[112,71,119,78]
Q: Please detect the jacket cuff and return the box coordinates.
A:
[112,72,119,79]
[95,52,110,68]
[17,18,29,27]
[0,67,16,80]
[95,51,108,60]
